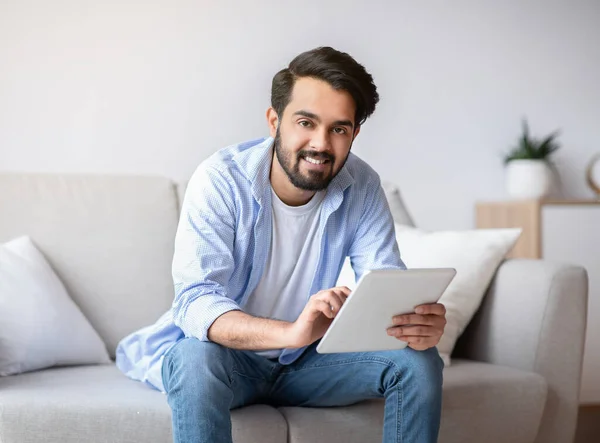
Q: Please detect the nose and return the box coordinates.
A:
[310,127,331,152]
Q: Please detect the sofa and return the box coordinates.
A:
[0,171,588,443]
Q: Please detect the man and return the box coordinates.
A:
[116,46,447,443]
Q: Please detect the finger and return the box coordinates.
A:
[315,287,351,303]
[322,292,344,318]
[415,303,446,316]
[316,291,345,314]
[327,293,345,314]
[332,287,351,299]
[334,286,352,297]
[392,314,436,326]
[408,342,431,351]
[330,288,350,306]
[387,325,436,337]
[308,299,336,319]
[393,314,446,330]
[400,336,433,348]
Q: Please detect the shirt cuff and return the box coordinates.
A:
[180,295,241,341]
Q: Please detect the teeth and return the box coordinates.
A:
[305,156,326,165]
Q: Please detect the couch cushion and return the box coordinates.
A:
[381,180,415,227]
[176,181,187,212]
[0,364,288,443]
[0,236,110,376]
[0,173,179,357]
[278,359,547,443]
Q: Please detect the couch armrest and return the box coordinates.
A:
[454,259,588,443]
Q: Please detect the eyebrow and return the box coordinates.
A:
[292,110,354,129]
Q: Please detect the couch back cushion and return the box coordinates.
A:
[176,181,187,212]
[0,173,179,358]
[381,181,416,227]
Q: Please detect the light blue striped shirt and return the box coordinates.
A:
[115,136,405,392]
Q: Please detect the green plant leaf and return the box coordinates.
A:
[504,119,561,164]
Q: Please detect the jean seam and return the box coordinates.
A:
[161,355,168,392]
[397,378,403,443]
[161,340,185,392]
[161,350,183,441]
[280,355,401,375]
[161,351,172,393]
[231,369,268,382]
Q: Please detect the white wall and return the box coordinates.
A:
[1,0,599,230]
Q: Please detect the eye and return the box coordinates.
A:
[298,120,313,128]
[332,127,347,135]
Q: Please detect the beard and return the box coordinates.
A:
[273,127,351,191]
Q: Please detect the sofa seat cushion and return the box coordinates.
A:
[0,364,288,443]
[278,359,547,443]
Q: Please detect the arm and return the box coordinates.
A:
[171,164,245,342]
[173,166,290,350]
[173,166,292,350]
[207,284,348,349]
[346,176,406,280]
[172,164,348,351]
[207,311,293,350]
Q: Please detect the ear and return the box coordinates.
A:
[352,124,361,140]
[266,107,279,138]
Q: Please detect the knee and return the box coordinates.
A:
[380,347,444,393]
[403,346,444,380]
[162,338,233,392]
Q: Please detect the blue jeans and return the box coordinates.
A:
[162,338,443,443]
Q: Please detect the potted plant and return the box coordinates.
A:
[504,119,561,199]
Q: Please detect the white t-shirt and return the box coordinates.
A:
[242,187,326,359]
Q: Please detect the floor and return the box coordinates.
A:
[575,406,600,443]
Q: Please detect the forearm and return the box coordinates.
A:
[207,310,295,350]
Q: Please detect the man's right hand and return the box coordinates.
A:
[286,286,352,348]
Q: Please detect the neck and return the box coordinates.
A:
[269,152,316,206]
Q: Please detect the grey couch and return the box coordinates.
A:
[0,172,588,443]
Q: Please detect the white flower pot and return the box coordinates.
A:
[505,159,553,199]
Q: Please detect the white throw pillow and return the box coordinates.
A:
[0,236,110,376]
[336,224,521,366]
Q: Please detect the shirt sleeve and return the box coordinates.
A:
[171,164,242,341]
[347,176,407,283]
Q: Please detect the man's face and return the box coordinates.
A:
[273,77,359,191]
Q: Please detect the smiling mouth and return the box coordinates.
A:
[303,156,329,165]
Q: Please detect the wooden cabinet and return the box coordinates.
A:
[476,199,600,405]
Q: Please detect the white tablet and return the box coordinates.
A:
[316,268,456,354]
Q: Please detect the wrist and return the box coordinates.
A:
[280,321,301,348]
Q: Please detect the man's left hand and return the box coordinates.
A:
[387,303,447,351]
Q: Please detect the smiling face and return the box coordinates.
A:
[268,77,360,204]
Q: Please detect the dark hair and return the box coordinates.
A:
[270,46,379,127]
